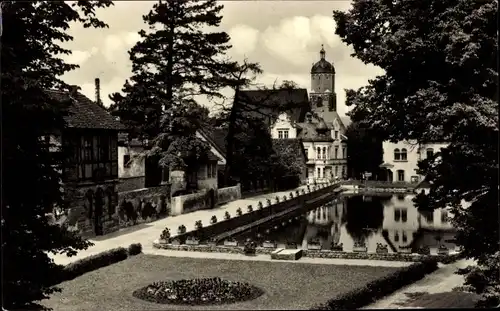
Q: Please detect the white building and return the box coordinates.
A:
[380,140,449,183]
[270,45,349,184]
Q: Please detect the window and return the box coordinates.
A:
[278,129,289,139]
[342,147,346,159]
[334,165,338,177]
[423,211,434,223]
[341,166,345,177]
[401,208,408,222]
[317,147,321,159]
[321,167,325,178]
[397,169,405,182]
[402,231,407,243]
[322,147,327,159]
[123,154,131,168]
[334,147,338,159]
[394,148,400,160]
[426,148,434,159]
[162,167,170,183]
[394,209,401,222]
[401,148,407,161]
[334,131,338,140]
[394,232,400,242]
[317,167,321,178]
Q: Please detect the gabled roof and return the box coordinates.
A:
[46,89,125,130]
[197,127,227,159]
[296,122,334,142]
[236,88,311,127]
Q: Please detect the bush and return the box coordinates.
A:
[311,259,439,310]
[275,196,280,203]
[128,243,142,256]
[210,215,218,224]
[247,205,253,212]
[58,247,129,283]
[282,195,287,201]
[266,198,272,206]
[243,239,257,256]
[160,228,171,241]
[257,201,263,209]
[224,211,231,220]
[195,220,203,230]
[236,207,243,216]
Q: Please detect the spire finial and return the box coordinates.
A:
[320,44,326,59]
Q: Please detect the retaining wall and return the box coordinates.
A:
[217,184,242,205]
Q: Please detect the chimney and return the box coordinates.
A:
[95,78,101,106]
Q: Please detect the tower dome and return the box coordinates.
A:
[311,45,335,74]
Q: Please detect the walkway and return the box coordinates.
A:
[364,258,477,309]
[50,186,308,265]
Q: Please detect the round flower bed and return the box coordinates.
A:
[133,277,264,305]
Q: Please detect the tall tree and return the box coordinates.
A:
[345,122,383,179]
[109,0,232,139]
[1,1,112,309]
[333,0,498,306]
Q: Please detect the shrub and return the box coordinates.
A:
[266,198,272,206]
[210,215,218,224]
[283,195,287,201]
[177,224,187,235]
[160,228,171,241]
[289,192,294,199]
[295,190,300,197]
[307,185,311,192]
[224,211,231,220]
[58,247,129,283]
[257,201,263,209]
[301,189,306,195]
[128,243,142,256]
[243,239,257,256]
[275,196,280,203]
[417,245,431,255]
[311,259,439,310]
[236,207,243,216]
[247,205,253,212]
[195,220,203,230]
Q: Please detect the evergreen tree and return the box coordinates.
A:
[1,1,112,309]
[334,0,498,306]
[109,0,233,170]
[345,122,383,179]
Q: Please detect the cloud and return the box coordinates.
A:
[228,25,259,55]
[62,48,98,65]
[261,15,341,66]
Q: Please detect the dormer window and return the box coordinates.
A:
[278,128,289,139]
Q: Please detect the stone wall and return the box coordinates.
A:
[217,184,241,205]
[116,184,172,228]
[171,189,216,216]
[117,176,146,193]
[152,242,459,263]
[64,180,119,238]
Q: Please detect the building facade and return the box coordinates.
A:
[380,140,449,183]
[270,46,348,184]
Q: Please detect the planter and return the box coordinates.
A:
[263,241,276,248]
[186,239,200,245]
[224,240,238,247]
[353,246,368,253]
[307,244,321,250]
[171,239,181,246]
[399,247,412,254]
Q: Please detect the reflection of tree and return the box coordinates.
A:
[344,196,384,243]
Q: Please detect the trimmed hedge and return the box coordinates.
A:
[311,258,439,310]
[54,243,143,285]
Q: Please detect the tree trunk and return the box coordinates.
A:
[224,88,239,186]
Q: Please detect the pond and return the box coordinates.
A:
[232,194,458,254]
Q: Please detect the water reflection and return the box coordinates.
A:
[232,194,457,254]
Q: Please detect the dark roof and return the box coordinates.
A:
[272,138,307,165]
[237,88,311,127]
[296,121,334,142]
[311,59,335,74]
[46,89,125,130]
[207,150,220,162]
[198,127,227,159]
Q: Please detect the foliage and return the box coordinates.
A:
[109,0,234,172]
[177,225,187,235]
[2,1,112,309]
[132,277,264,305]
[58,247,129,285]
[128,243,143,256]
[195,220,203,230]
[247,205,253,212]
[243,239,257,255]
[160,228,171,241]
[236,207,243,216]
[270,139,305,189]
[334,0,498,305]
[344,122,383,179]
[210,215,218,224]
[312,259,438,310]
[224,211,231,220]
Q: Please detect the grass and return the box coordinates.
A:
[43,254,401,311]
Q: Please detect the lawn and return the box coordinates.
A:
[43,254,401,311]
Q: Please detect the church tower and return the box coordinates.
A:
[310,45,337,118]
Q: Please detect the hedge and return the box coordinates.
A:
[311,258,439,310]
[53,243,143,285]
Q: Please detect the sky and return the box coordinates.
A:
[61,0,383,117]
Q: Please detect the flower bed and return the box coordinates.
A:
[132,277,264,305]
